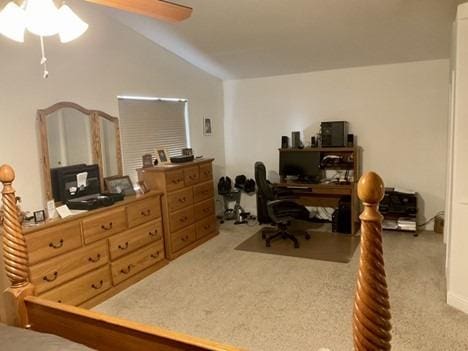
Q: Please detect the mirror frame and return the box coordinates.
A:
[37,101,123,201]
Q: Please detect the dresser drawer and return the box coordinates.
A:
[108,219,163,260]
[30,241,108,294]
[196,216,217,240]
[184,166,200,186]
[25,221,82,265]
[111,242,165,285]
[169,206,194,232]
[165,170,185,192]
[127,196,161,228]
[193,181,214,203]
[199,163,213,182]
[40,266,111,306]
[194,199,215,221]
[171,225,196,253]
[167,187,194,212]
[82,207,127,244]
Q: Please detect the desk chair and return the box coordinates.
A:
[254,162,311,248]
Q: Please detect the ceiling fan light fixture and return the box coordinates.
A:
[0,2,26,43]
[57,4,88,43]
[25,0,60,37]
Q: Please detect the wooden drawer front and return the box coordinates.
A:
[109,220,163,260]
[40,266,111,306]
[171,225,196,253]
[26,222,82,265]
[169,207,194,232]
[184,166,200,186]
[127,197,161,228]
[193,181,214,203]
[30,241,109,294]
[111,242,165,285]
[167,187,193,212]
[196,216,217,240]
[199,163,213,182]
[194,199,215,221]
[82,207,127,244]
[166,170,185,192]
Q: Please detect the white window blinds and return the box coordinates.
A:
[118,98,189,182]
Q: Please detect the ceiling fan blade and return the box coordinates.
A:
[84,0,192,22]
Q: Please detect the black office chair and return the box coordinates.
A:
[254,162,311,248]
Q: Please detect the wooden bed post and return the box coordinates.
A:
[353,172,392,350]
[0,164,34,327]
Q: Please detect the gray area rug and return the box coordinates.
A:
[235,225,360,263]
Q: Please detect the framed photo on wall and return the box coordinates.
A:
[155,148,170,164]
[203,117,212,136]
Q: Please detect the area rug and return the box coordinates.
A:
[235,225,360,263]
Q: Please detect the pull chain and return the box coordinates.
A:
[40,36,49,79]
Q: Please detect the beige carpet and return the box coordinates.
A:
[235,225,360,263]
[94,223,468,351]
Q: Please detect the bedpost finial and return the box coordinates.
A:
[0,164,15,184]
[358,171,384,204]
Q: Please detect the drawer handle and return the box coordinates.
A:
[179,216,188,223]
[49,239,64,249]
[101,222,113,231]
[203,208,210,213]
[118,242,129,250]
[149,230,159,237]
[203,225,210,230]
[88,254,101,263]
[189,175,197,180]
[181,235,190,242]
[91,280,104,290]
[151,251,160,259]
[120,264,134,274]
[43,271,58,282]
[178,197,187,203]
[141,209,151,217]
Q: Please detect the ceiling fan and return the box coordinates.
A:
[84,0,193,23]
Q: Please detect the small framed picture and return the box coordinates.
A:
[203,117,212,136]
[142,154,153,168]
[155,148,170,164]
[182,148,193,156]
[34,210,46,223]
[104,175,136,196]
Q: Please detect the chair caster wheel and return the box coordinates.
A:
[305,234,311,240]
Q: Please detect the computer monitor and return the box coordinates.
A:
[279,151,321,182]
[50,164,101,203]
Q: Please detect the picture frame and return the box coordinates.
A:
[104,175,136,196]
[155,148,170,164]
[142,153,153,168]
[203,117,212,136]
[182,148,193,156]
[34,210,46,224]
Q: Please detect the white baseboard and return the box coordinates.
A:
[447,291,468,314]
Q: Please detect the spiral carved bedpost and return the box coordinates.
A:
[0,164,34,327]
[353,172,391,350]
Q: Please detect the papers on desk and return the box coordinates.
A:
[56,205,88,219]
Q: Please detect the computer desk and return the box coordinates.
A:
[273,179,360,235]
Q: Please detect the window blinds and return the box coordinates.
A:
[118,98,188,182]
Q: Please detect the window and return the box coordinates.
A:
[118,96,190,182]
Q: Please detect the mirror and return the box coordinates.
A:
[38,102,123,201]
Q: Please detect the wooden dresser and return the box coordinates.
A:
[137,159,218,260]
[22,192,167,308]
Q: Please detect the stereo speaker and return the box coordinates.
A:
[281,136,289,148]
[347,134,354,147]
[291,131,301,148]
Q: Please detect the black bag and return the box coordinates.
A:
[217,176,232,195]
[243,179,256,193]
[235,175,247,189]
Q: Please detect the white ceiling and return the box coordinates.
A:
[99,0,462,80]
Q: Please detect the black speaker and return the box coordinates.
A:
[321,121,348,147]
[311,136,317,147]
[291,131,301,148]
[347,134,354,147]
[281,136,289,149]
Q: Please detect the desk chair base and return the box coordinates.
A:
[262,223,311,249]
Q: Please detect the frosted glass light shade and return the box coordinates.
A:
[0,2,26,42]
[25,0,59,36]
[58,5,88,43]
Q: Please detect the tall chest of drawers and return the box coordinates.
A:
[137,159,218,260]
[22,192,167,308]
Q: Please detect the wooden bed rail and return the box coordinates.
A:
[353,172,392,350]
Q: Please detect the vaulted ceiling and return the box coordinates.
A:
[97,0,462,79]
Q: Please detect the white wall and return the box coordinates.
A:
[0,1,224,320]
[224,60,450,220]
